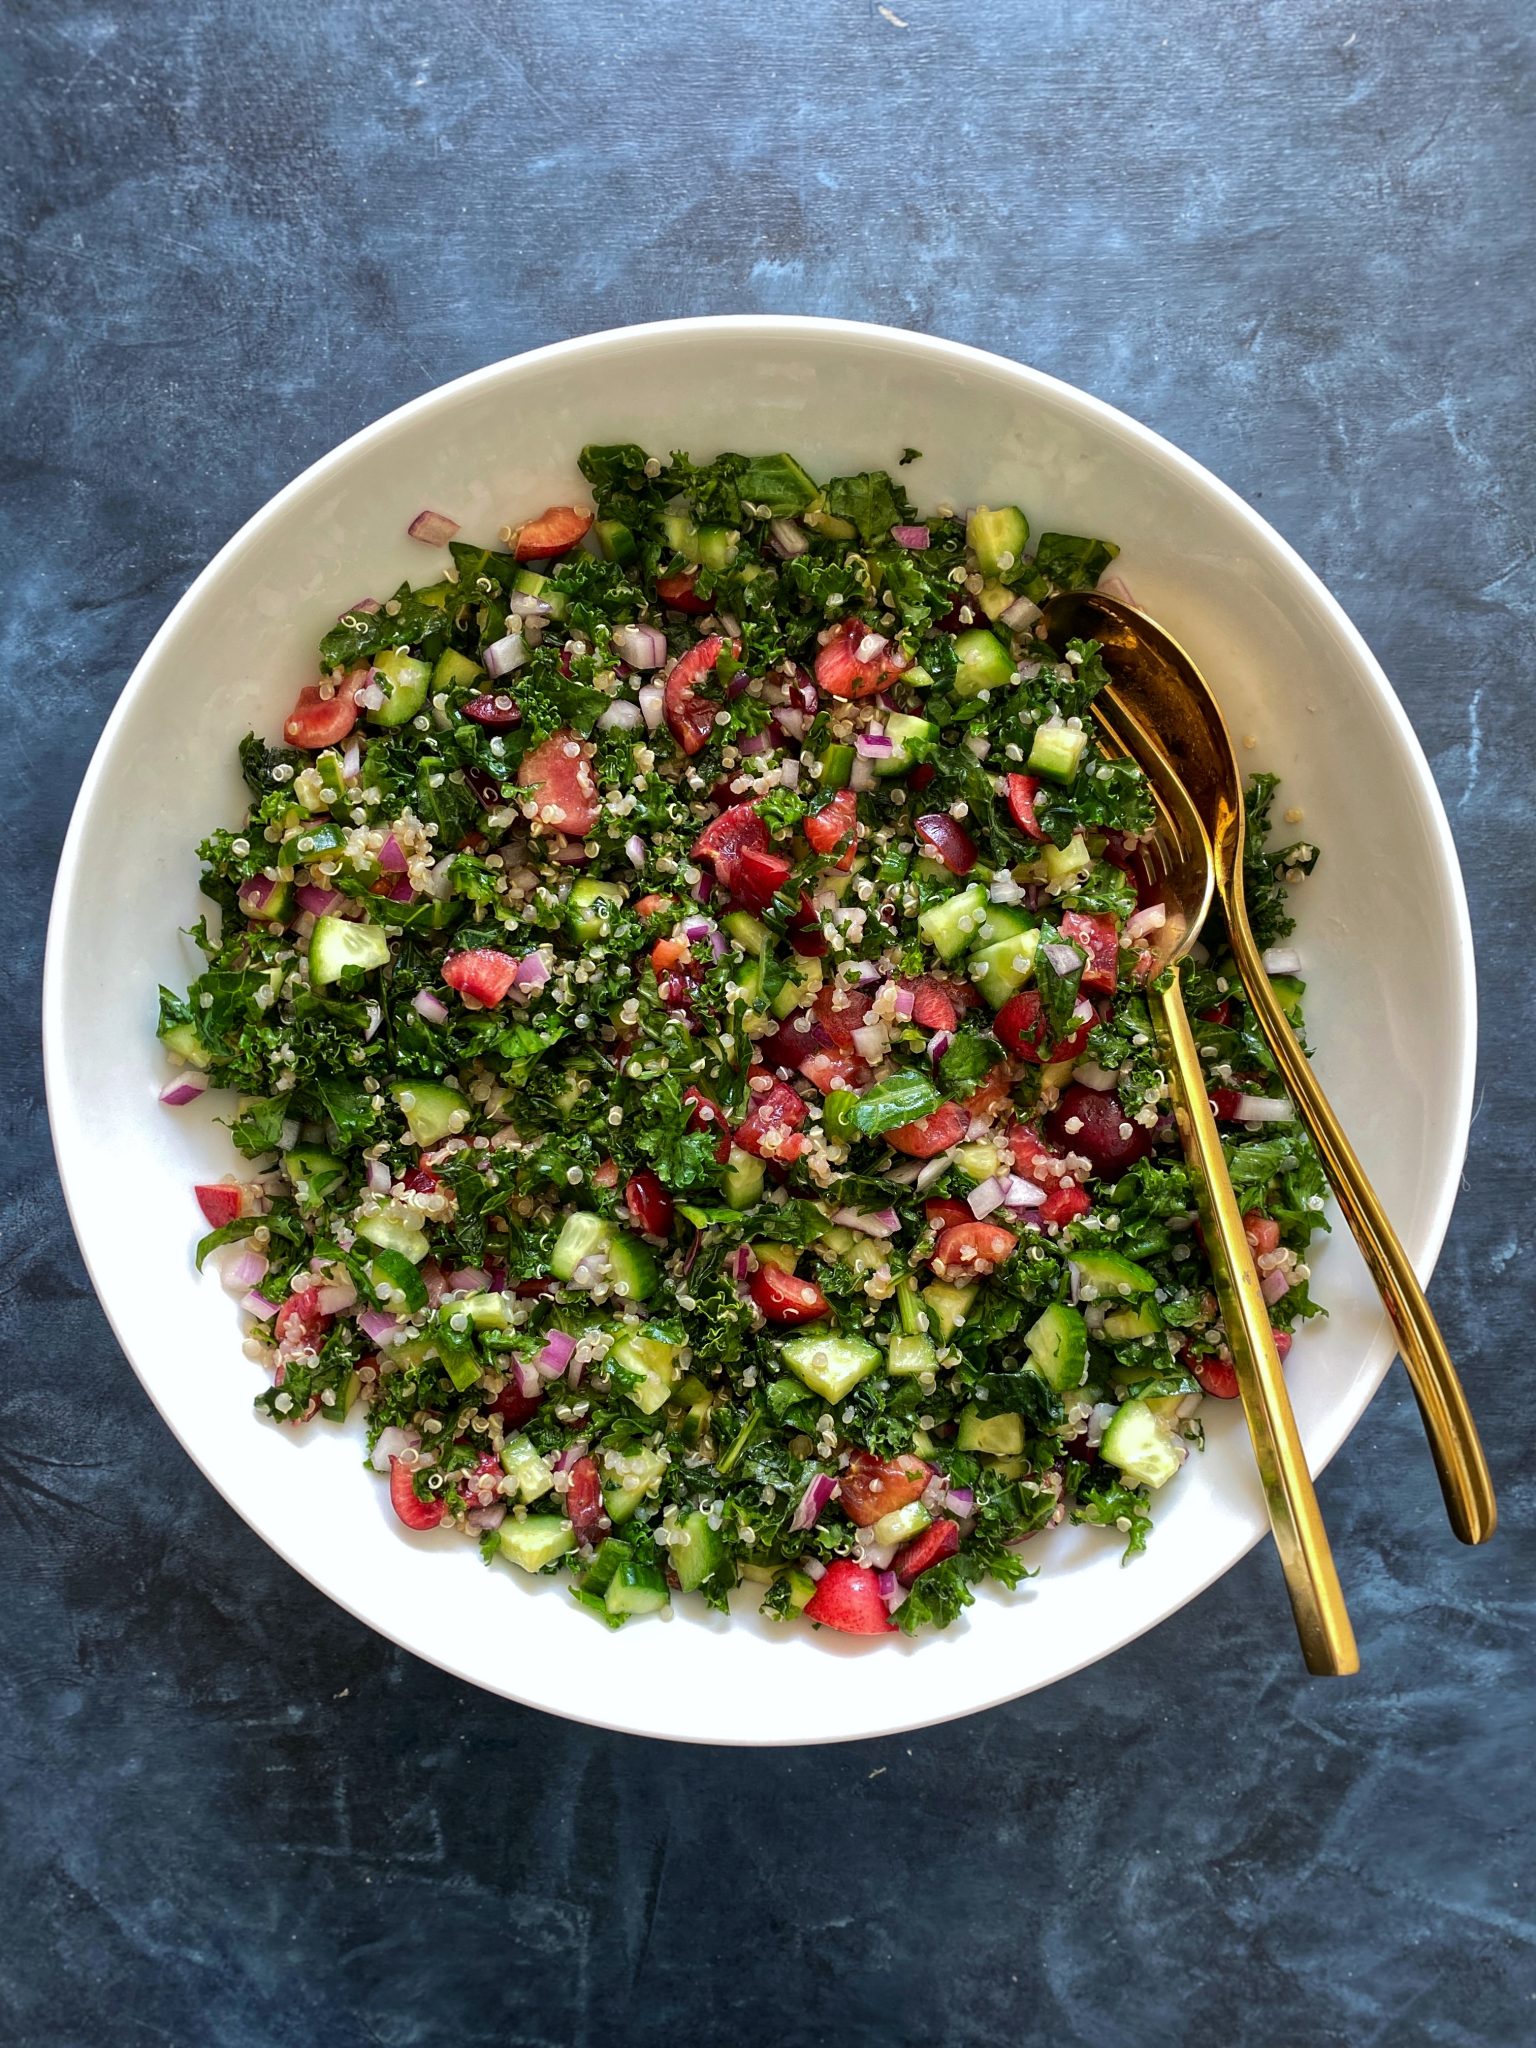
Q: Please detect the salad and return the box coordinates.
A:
[158,443,1328,1638]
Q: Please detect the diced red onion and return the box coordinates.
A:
[160,1073,208,1107]
[928,1029,954,1066]
[370,1424,421,1473]
[967,1176,1007,1219]
[1041,940,1082,980]
[378,834,407,873]
[965,734,991,760]
[1263,946,1302,976]
[851,1023,888,1064]
[802,1556,827,1581]
[386,878,414,905]
[915,1151,957,1191]
[1262,1267,1292,1305]
[408,509,459,545]
[223,1247,268,1290]
[1072,1060,1121,1093]
[366,1159,392,1195]
[552,1440,589,1474]
[548,840,589,865]
[238,874,280,916]
[785,676,819,716]
[358,1307,401,1345]
[999,593,1042,631]
[625,833,647,869]
[483,632,529,679]
[849,754,877,793]
[534,1328,577,1378]
[516,953,551,988]
[774,707,807,742]
[339,596,380,619]
[412,988,450,1025]
[598,698,645,733]
[296,884,344,916]
[241,1288,280,1319]
[316,1275,358,1317]
[778,756,801,788]
[682,917,727,962]
[768,518,809,557]
[447,1267,490,1294]
[944,1485,976,1519]
[831,1206,900,1238]
[341,739,362,780]
[510,1355,543,1401]
[861,1541,897,1571]
[466,1503,507,1531]
[890,985,917,1021]
[790,1473,839,1533]
[729,1245,756,1282]
[506,590,554,619]
[854,632,888,664]
[890,524,930,549]
[1001,1175,1047,1209]
[637,683,666,730]
[877,1569,908,1613]
[1234,1094,1296,1123]
[854,730,895,759]
[613,623,668,669]
[1125,904,1167,941]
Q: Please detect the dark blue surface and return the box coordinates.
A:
[4,3,1534,2043]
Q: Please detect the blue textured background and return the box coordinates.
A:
[4,3,1533,2043]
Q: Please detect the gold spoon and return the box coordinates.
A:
[1081,688,1358,1674]
[1043,590,1496,1549]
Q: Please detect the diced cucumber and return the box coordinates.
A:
[956,1407,1025,1455]
[605,1555,671,1618]
[953,1139,1004,1183]
[814,741,855,791]
[369,648,432,727]
[241,878,292,922]
[1269,973,1305,1022]
[499,1434,555,1504]
[606,1230,660,1303]
[497,1516,577,1573]
[282,818,346,863]
[608,1329,677,1415]
[967,503,1030,579]
[1027,719,1088,785]
[724,1146,765,1211]
[722,910,770,957]
[752,1242,799,1273]
[309,916,389,988]
[770,955,822,1018]
[661,513,700,563]
[159,1019,211,1069]
[356,1210,430,1264]
[974,901,1034,948]
[281,1146,346,1210]
[1069,1249,1158,1300]
[802,497,858,541]
[968,928,1040,1008]
[769,1568,818,1617]
[1099,1398,1184,1490]
[1042,834,1090,886]
[886,1331,938,1378]
[601,1445,667,1524]
[550,1211,611,1281]
[578,1537,629,1600]
[779,1332,882,1403]
[917,882,990,961]
[670,1509,730,1594]
[460,1290,511,1330]
[872,1500,931,1549]
[695,524,739,571]
[565,878,626,942]
[1024,1301,1089,1391]
[432,647,483,693]
[513,567,568,620]
[922,1280,977,1341]
[1103,1301,1164,1342]
[594,518,637,565]
[435,1332,481,1391]
[390,1078,470,1146]
[871,711,937,777]
[952,628,1015,700]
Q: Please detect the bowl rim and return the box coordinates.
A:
[43,315,1477,1738]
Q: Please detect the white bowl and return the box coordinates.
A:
[45,317,1474,1745]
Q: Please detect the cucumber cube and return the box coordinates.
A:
[565,878,626,942]
[390,1079,470,1146]
[966,503,1030,578]
[872,1501,931,1549]
[499,1434,555,1504]
[886,1332,939,1378]
[1042,834,1091,886]
[1024,1302,1089,1391]
[1027,720,1088,785]
[1099,1398,1184,1490]
[956,1407,1025,1456]
[670,1509,730,1594]
[369,648,432,727]
[917,883,990,961]
[952,628,1015,699]
[968,928,1040,1007]
[497,1516,577,1573]
[779,1332,882,1403]
[309,916,389,988]
[922,1281,976,1341]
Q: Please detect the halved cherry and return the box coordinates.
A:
[803,1558,895,1635]
[1243,1211,1281,1256]
[388,1456,445,1530]
[1044,1084,1154,1174]
[275,1289,328,1348]
[804,787,859,856]
[787,893,828,956]
[1041,1184,1092,1227]
[734,847,792,912]
[692,799,767,886]
[512,505,593,561]
[814,618,908,699]
[683,1084,733,1163]
[924,1197,974,1232]
[933,1221,1018,1278]
[1061,910,1121,993]
[656,566,711,615]
[1198,998,1233,1027]
[839,1452,932,1527]
[403,1162,443,1196]
[625,1170,675,1238]
[894,1518,961,1585]
[517,730,598,836]
[443,948,521,1007]
[283,668,364,749]
[749,1264,829,1325]
[1191,1355,1240,1401]
[564,1456,608,1541]
[194,1183,245,1228]
[735,1073,809,1161]
[462,692,522,728]
[915,812,978,875]
[885,1100,970,1158]
[1004,772,1050,842]
[994,989,1093,1065]
[902,977,959,1033]
[664,634,728,754]
[963,1066,1015,1123]
[813,982,872,1050]
[799,1050,870,1095]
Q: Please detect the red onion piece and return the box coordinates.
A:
[789,1472,839,1533]
[830,1206,900,1237]
[1125,903,1167,941]
[378,834,407,873]
[339,596,381,619]
[296,883,344,916]
[160,1073,208,1107]
[999,593,1041,631]
[944,1485,976,1519]
[466,1503,507,1531]
[1234,1095,1296,1124]
[598,698,645,733]
[967,1176,1006,1219]
[849,754,877,793]
[506,590,553,619]
[890,524,930,549]
[613,623,668,670]
[365,1159,392,1195]
[637,683,666,730]
[341,739,362,780]
[552,1439,589,1474]
[357,1307,401,1345]
[510,1355,543,1401]
[411,988,449,1025]
[768,518,809,557]
[854,631,889,664]
[774,706,806,742]
[890,985,917,1022]
[447,1267,491,1294]
[738,731,769,757]
[515,952,550,989]
[625,833,647,869]
[370,1424,421,1473]
[316,1276,357,1317]
[928,1028,954,1066]
[1261,1266,1292,1305]
[241,1288,280,1319]
[1001,1175,1047,1209]
[407,509,460,545]
[483,632,529,679]
[877,1569,908,1613]
[854,731,895,758]
[534,1328,578,1377]
[915,1151,958,1192]
[238,874,280,916]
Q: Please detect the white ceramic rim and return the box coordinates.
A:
[43,316,1476,1739]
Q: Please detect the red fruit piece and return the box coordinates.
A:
[1041,1184,1092,1227]
[512,505,593,560]
[735,1073,809,1161]
[625,1171,675,1238]
[443,947,522,1007]
[903,977,959,1033]
[283,668,363,749]
[734,847,793,911]
[692,800,768,886]
[915,812,978,875]
[814,619,908,700]
[804,787,859,856]
[491,1381,543,1430]
[1007,1122,1060,1179]
[194,1183,244,1228]
[664,634,729,754]
[1243,1211,1281,1256]
[749,1264,830,1325]
[894,1518,961,1585]
[1272,1328,1294,1361]
[813,982,872,1049]
[787,893,828,957]
[933,1221,1018,1278]
[656,567,712,614]
[924,1197,974,1232]
[683,1084,733,1163]
[839,1452,932,1527]
[885,1100,970,1158]
[564,1456,607,1542]
[517,729,598,836]
[964,1067,1014,1124]
[462,692,522,728]
[1198,999,1233,1027]
[1191,1356,1240,1401]
[799,1050,869,1095]
[994,988,1093,1064]
[803,1559,896,1636]
[1005,772,1050,842]
[275,1289,328,1348]
[1044,1085,1155,1174]
[403,1162,442,1196]
[388,1456,445,1531]
[1061,910,1121,993]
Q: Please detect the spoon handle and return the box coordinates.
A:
[1225,914,1497,1546]
[1152,969,1359,1674]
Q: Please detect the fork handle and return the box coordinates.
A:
[1226,915,1497,1545]
[1152,970,1359,1674]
